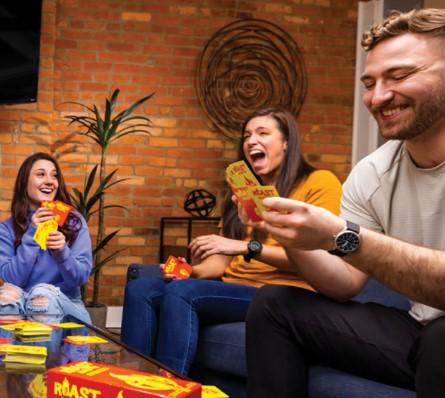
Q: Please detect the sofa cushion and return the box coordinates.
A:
[195,322,246,377]
[309,366,415,398]
[353,278,410,311]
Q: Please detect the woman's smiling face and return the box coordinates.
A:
[27,159,59,208]
[242,115,288,185]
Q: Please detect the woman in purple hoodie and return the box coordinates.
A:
[0,152,92,323]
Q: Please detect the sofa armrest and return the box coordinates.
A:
[126,263,163,283]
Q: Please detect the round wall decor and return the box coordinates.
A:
[196,18,307,139]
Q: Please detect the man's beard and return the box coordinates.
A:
[375,82,445,141]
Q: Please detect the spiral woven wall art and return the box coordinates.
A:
[196,18,307,139]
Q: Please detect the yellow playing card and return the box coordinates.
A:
[202,385,229,398]
[15,322,52,336]
[225,160,260,188]
[225,160,279,222]
[0,320,32,331]
[249,185,280,216]
[33,219,58,250]
[63,335,108,345]
[0,344,47,355]
[1,344,47,365]
[50,322,85,329]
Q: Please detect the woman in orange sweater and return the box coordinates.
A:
[122,107,342,375]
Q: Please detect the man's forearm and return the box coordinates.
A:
[347,228,445,310]
[285,248,368,300]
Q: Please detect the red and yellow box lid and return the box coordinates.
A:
[47,360,201,398]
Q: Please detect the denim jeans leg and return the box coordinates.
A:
[25,283,90,324]
[0,282,25,316]
[121,276,169,356]
[156,279,257,375]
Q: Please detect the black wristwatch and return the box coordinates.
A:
[328,221,360,257]
[244,240,263,262]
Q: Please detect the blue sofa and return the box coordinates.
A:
[123,264,416,398]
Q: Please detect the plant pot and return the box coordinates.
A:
[86,304,107,329]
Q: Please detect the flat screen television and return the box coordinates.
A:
[0,0,43,104]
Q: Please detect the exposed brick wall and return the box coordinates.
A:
[0,0,358,305]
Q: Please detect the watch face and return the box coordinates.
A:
[336,231,360,253]
[248,240,262,253]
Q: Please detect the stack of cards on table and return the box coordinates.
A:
[162,256,193,279]
[47,360,202,398]
[0,344,47,365]
[226,160,279,222]
[63,335,108,345]
[33,200,71,250]
[15,321,53,342]
[1,320,53,342]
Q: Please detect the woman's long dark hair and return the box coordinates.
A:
[222,108,315,240]
[12,152,81,249]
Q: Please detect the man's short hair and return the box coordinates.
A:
[362,8,445,51]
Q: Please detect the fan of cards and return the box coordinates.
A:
[33,200,71,250]
[225,160,278,222]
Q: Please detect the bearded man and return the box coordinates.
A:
[246,8,445,398]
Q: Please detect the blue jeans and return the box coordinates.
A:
[121,275,257,375]
[0,282,91,324]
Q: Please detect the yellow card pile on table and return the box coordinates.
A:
[63,335,108,345]
[50,322,84,329]
[15,322,53,342]
[0,344,47,365]
[33,219,58,250]
[0,320,32,331]
[226,160,279,222]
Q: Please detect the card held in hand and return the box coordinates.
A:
[33,219,58,250]
[163,256,193,279]
[225,160,278,221]
[41,200,71,226]
[225,160,260,189]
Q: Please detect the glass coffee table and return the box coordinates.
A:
[0,314,185,397]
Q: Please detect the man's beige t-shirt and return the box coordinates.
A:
[341,139,445,324]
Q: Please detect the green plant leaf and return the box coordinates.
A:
[91,248,127,275]
[93,230,120,254]
[64,88,155,305]
[115,92,155,121]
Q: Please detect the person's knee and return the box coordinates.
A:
[164,279,201,301]
[0,283,23,306]
[125,277,167,301]
[248,286,317,324]
[0,283,23,305]
[248,285,295,321]
[26,283,61,321]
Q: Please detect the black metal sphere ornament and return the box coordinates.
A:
[184,189,217,217]
[196,18,308,139]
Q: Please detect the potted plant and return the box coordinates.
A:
[64,89,154,322]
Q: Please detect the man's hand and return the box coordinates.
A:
[261,197,345,251]
[189,234,248,260]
